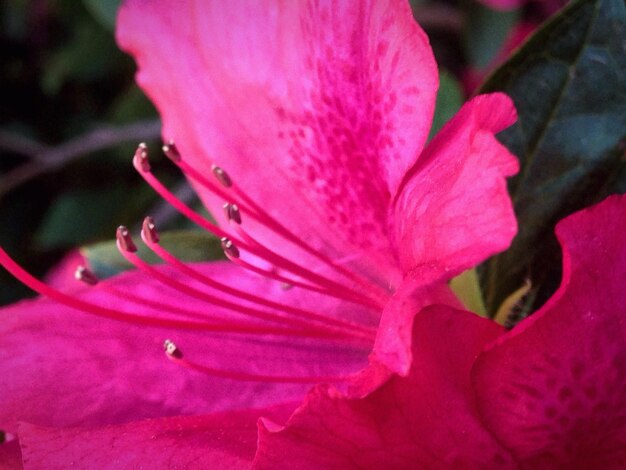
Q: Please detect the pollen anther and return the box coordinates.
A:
[133,143,151,172]
[223,203,242,224]
[74,266,99,286]
[221,237,240,259]
[116,226,138,253]
[163,339,183,359]
[162,140,181,162]
[141,216,160,244]
[211,165,232,187]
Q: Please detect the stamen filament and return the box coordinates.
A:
[134,144,386,310]
[222,243,377,309]
[141,219,375,338]
[232,224,383,309]
[0,247,316,336]
[171,150,390,301]
[116,230,356,340]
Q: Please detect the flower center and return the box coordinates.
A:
[0,141,392,384]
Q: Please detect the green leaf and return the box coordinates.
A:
[450,268,488,317]
[35,188,129,249]
[82,230,224,279]
[428,70,463,141]
[465,4,520,69]
[82,0,121,32]
[479,0,626,315]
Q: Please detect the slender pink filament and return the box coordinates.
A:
[116,240,360,340]
[172,157,389,297]
[141,232,376,338]
[0,247,318,336]
[222,249,376,309]
[175,156,390,301]
[135,162,384,309]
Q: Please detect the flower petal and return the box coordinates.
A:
[0,261,370,433]
[392,92,518,280]
[472,195,626,466]
[255,306,512,468]
[117,0,438,283]
[372,280,461,375]
[0,439,22,470]
[17,405,292,470]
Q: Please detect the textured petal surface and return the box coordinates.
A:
[117,0,438,285]
[0,261,370,433]
[473,195,626,467]
[18,405,292,470]
[392,93,518,280]
[255,306,512,469]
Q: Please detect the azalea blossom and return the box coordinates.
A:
[255,195,626,468]
[0,0,518,465]
[7,196,624,468]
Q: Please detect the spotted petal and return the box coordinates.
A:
[117,0,438,284]
[472,195,626,466]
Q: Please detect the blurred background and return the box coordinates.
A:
[0,0,561,306]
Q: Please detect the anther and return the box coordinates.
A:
[211,164,232,188]
[280,282,293,290]
[222,203,242,224]
[163,339,183,359]
[116,226,138,253]
[162,140,181,162]
[141,216,160,244]
[221,237,240,259]
[133,143,151,172]
[74,265,98,286]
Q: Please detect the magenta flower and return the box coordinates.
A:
[0,0,518,465]
[254,195,626,468]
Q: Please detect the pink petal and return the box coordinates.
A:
[392,92,518,280]
[43,250,88,291]
[0,439,22,470]
[0,261,370,433]
[372,280,462,375]
[472,195,626,466]
[18,405,292,470]
[255,306,512,468]
[116,0,438,284]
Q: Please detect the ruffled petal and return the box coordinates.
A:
[372,279,461,375]
[117,0,438,284]
[17,405,292,470]
[392,92,518,279]
[0,261,370,433]
[255,306,512,468]
[472,195,626,466]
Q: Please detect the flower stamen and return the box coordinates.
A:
[116,226,364,340]
[141,218,375,339]
[160,141,391,302]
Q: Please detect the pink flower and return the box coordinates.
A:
[0,0,518,465]
[254,195,626,468]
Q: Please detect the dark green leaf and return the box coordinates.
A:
[429,70,463,141]
[479,0,626,315]
[82,230,224,279]
[465,4,520,69]
[82,0,121,31]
